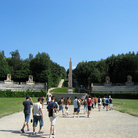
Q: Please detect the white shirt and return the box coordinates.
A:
[74,99,80,108]
[33,102,42,116]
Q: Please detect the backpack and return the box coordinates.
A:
[106,99,108,103]
[77,100,80,108]
[84,100,87,105]
[98,98,100,103]
[58,100,61,105]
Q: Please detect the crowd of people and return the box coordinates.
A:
[20,94,113,138]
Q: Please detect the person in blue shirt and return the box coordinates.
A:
[47,96,58,138]
[104,96,109,111]
[21,95,33,133]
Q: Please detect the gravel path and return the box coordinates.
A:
[0,104,138,138]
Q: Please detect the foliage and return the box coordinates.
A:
[0,90,47,97]
[73,51,138,88]
[0,50,67,89]
[90,92,138,99]
[0,51,10,80]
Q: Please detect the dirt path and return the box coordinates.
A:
[0,104,138,138]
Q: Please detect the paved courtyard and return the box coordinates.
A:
[0,104,138,138]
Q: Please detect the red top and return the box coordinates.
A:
[94,97,97,102]
[87,98,92,106]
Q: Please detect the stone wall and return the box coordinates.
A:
[0,82,46,91]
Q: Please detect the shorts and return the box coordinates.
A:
[49,117,56,126]
[33,116,43,127]
[74,108,80,113]
[88,106,92,111]
[105,104,108,106]
[65,105,68,110]
[24,114,30,123]
[59,105,63,111]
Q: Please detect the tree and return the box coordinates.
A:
[0,52,10,80]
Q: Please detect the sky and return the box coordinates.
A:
[0,0,138,70]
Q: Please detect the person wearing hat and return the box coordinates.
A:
[21,95,33,133]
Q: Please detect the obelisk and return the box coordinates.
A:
[68,58,73,93]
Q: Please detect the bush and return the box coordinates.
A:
[0,90,47,97]
[90,92,138,99]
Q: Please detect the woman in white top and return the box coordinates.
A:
[97,96,102,111]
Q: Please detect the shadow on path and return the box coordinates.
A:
[0,130,49,138]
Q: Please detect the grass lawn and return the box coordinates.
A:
[0,97,38,118]
[113,99,138,117]
[50,87,76,93]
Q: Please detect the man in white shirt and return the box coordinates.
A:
[73,96,80,117]
[32,97,43,135]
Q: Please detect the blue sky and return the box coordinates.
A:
[0,0,138,70]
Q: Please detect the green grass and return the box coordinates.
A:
[50,87,76,93]
[0,97,38,118]
[113,99,138,117]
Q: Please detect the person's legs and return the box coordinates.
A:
[73,108,77,117]
[21,114,30,132]
[39,116,43,132]
[77,108,80,117]
[106,105,108,111]
[33,116,38,133]
[62,106,64,115]
[49,117,56,137]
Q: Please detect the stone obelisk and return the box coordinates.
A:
[68,58,73,93]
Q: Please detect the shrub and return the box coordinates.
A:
[90,92,138,99]
[0,90,47,97]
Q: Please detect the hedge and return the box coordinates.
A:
[90,92,138,99]
[0,90,47,97]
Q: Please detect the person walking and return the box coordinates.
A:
[21,95,33,133]
[47,96,58,138]
[109,95,113,110]
[94,96,97,108]
[102,96,105,109]
[87,95,92,118]
[83,97,87,114]
[104,96,109,111]
[41,96,45,108]
[58,97,65,115]
[73,96,80,118]
[97,96,102,111]
[65,97,71,116]
[47,95,52,105]
[32,97,44,135]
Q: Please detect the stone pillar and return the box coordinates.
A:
[68,58,73,93]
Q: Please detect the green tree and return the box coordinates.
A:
[0,51,10,80]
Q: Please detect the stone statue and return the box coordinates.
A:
[104,76,112,86]
[7,74,11,81]
[4,74,13,84]
[26,75,35,85]
[127,75,132,83]
[126,75,134,85]
[105,76,110,84]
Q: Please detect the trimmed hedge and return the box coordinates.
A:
[0,90,47,97]
[90,92,138,99]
